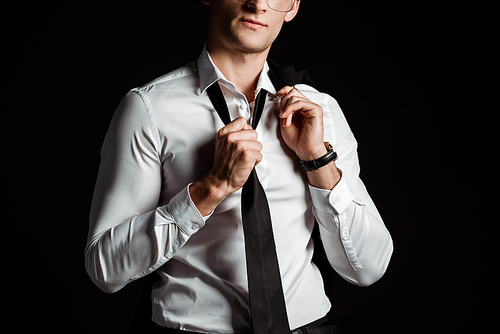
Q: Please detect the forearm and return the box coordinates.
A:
[311,178,393,286]
[87,211,176,293]
[86,187,204,293]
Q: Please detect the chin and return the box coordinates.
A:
[239,44,272,54]
[232,36,273,54]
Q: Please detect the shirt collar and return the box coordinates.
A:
[197,44,279,98]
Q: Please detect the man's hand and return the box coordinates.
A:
[278,86,341,190]
[210,117,263,194]
[189,117,263,216]
[278,86,328,161]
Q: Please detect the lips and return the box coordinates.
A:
[240,17,266,29]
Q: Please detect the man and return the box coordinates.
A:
[85,0,393,333]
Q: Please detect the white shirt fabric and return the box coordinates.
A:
[85,46,393,333]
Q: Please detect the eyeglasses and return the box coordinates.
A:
[236,0,297,13]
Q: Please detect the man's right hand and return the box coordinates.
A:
[189,117,263,216]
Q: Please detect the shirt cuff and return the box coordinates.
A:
[308,171,355,215]
[160,185,208,236]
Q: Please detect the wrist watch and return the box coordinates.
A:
[299,142,338,172]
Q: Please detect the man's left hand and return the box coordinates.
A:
[278,86,327,161]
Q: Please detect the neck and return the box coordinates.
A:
[207,42,269,103]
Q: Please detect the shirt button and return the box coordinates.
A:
[342,230,350,240]
[191,223,199,230]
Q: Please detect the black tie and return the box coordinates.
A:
[207,82,290,334]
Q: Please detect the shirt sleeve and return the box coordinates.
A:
[307,92,394,287]
[84,90,205,293]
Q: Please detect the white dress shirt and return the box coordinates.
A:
[85,46,393,333]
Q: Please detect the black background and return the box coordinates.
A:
[6,0,493,333]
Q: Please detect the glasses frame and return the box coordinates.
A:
[236,0,297,13]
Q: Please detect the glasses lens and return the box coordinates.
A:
[268,0,295,12]
[236,0,295,12]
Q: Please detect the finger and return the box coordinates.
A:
[278,86,294,110]
[279,87,308,113]
[218,117,251,136]
[280,97,308,119]
[283,96,324,118]
[225,129,260,145]
[232,140,263,171]
[253,151,263,166]
[236,139,263,154]
[236,149,263,171]
[278,86,299,111]
[281,112,294,128]
[278,85,294,96]
[279,85,306,99]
